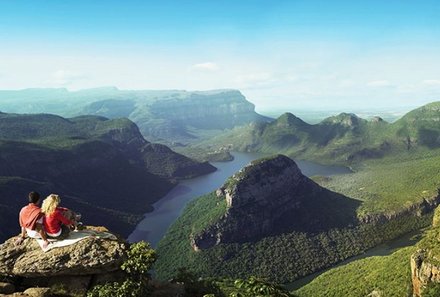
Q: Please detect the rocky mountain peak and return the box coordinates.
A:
[326,113,360,127]
[217,155,303,209]
[192,155,359,250]
[275,113,309,128]
[371,116,384,123]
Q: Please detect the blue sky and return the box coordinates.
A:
[1,0,440,111]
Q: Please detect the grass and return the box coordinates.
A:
[295,207,440,297]
[0,113,137,149]
[190,192,228,236]
[315,150,440,216]
[295,246,415,297]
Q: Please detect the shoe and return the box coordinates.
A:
[75,222,85,231]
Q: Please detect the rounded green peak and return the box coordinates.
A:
[276,112,308,126]
[249,154,293,166]
[333,112,359,120]
[322,112,363,127]
[398,101,440,122]
[370,116,384,123]
[422,101,440,109]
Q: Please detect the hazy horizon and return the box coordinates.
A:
[1,0,440,111]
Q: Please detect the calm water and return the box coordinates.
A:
[128,152,351,246]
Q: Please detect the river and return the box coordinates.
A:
[128,152,351,246]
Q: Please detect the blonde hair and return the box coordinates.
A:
[42,194,61,215]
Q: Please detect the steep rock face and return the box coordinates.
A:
[359,194,440,225]
[191,155,360,250]
[133,90,270,142]
[411,207,440,296]
[147,91,257,123]
[411,250,433,297]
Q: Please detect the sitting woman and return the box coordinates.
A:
[41,194,76,240]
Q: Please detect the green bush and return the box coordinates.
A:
[230,277,293,297]
[171,268,223,297]
[87,241,156,297]
[87,280,146,297]
[423,282,440,297]
[121,241,157,277]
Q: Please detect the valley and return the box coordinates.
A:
[2,89,440,296]
[3,2,439,296]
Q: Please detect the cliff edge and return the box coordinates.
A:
[411,207,440,296]
[0,226,128,296]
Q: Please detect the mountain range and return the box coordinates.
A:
[0,88,270,144]
[203,101,440,165]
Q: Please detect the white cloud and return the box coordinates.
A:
[45,70,87,86]
[366,80,393,88]
[190,62,219,72]
[422,80,440,86]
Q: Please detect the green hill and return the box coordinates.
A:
[295,207,440,297]
[0,112,215,242]
[295,246,416,297]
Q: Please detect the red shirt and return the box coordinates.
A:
[19,203,42,230]
[43,207,73,235]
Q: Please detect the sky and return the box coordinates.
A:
[1,0,440,112]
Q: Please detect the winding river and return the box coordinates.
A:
[128,152,351,246]
[128,151,424,291]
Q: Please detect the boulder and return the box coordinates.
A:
[20,275,92,296]
[0,228,129,296]
[22,287,52,297]
[0,232,127,278]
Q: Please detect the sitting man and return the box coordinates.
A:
[16,191,50,248]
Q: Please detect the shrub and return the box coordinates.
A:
[230,276,292,297]
[87,241,156,297]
